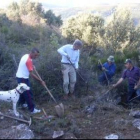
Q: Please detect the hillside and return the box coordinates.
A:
[45,3,140,26]
[1,0,140,139]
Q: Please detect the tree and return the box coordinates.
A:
[62,13,105,50]
[19,0,43,16]
[55,15,63,27]
[8,2,19,11]
[45,10,56,26]
[44,10,63,27]
[104,8,135,53]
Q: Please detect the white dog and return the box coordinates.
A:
[0,83,30,116]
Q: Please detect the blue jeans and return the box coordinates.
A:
[98,73,112,85]
[127,85,140,103]
[17,78,35,112]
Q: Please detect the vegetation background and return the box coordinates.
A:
[1,0,140,139]
[0,0,140,103]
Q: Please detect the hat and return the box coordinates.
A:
[107,56,115,62]
[124,59,132,64]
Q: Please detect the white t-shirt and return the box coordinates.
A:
[16,54,33,79]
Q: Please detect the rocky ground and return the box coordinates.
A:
[0,87,140,139]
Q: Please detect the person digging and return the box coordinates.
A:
[57,39,83,100]
[16,48,46,114]
[98,56,116,85]
[113,59,140,104]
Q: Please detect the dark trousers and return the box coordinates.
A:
[98,73,112,85]
[127,85,140,103]
[17,78,35,112]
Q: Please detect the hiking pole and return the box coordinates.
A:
[68,59,89,92]
[98,60,110,86]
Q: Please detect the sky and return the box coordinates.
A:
[0,0,140,8]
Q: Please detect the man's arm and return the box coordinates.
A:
[113,78,124,88]
[57,46,68,57]
[30,71,46,86]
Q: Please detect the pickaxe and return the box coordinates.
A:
[98,59,110,86]
[0,113,32,126]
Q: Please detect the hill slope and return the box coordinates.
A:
[44,3,140,26]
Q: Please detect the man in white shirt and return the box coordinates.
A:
[57,39,83,99]
[16,48,45,114]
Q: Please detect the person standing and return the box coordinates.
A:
[57,39,83,99]
[113,59,140,104]
[16,48,45,114]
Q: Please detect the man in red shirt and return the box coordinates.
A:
[16,48,45,114]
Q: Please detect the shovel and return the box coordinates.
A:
[33,66,64,118]
[68,59,89,92]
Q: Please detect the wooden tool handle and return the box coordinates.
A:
[33,66,57,104]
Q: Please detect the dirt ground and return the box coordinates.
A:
[0,91,140,139]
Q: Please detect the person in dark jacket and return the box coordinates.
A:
[98,56,116,85]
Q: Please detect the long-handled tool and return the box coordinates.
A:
[68,59,89,92]
[129,95,140,102]
[33,66,64,118]
[101,87,114,98]
[97,87,114,102]
[98,60,110,86]
[0,112,32,126]
[129,84,140,102]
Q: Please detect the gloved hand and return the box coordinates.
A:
[102,67,106,71]
[112,84,117,88]
[102,67,108,72]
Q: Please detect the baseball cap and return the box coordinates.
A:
[124,59,132,64]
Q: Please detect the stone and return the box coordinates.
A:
[114,119,130,126]
[0,124,34,139]
[130,111,140,118]
[105,134,119,139]
[0,116,4,119]
[132,119,140,130]
[63,132,77,139]
[84,104,97,115]
[52,131,64,139]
